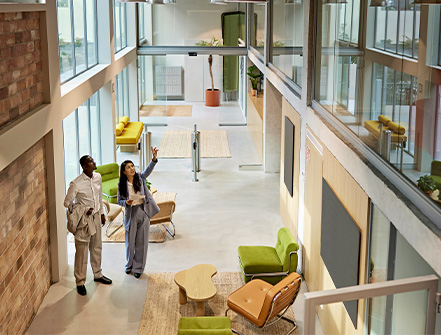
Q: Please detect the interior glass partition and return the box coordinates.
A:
[367,203,441,334]
[251,3,265,55]
[138,0,246,47]
[314,0,441,210]
[271,0,304,88]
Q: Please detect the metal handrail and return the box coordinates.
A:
[303,274,439,334]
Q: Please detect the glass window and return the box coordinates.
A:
[58,0,74,82]
[141,0,246,47]
[251,3,266,54]
[89,92,101,165]
[63,91,102,187]
[78,100,90,157]
[86,0,97,67]
[138,3,145,42]
[115,68,129,120]
[63,111,78,190]
[368,205,441,335]
[271,0,304,88]
[374,1,419,59]
[73,0,86,74]
[57,0,98,83]
[113,0,127,53]
[374,7,387,49]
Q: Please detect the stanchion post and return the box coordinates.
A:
[192,124,200,182]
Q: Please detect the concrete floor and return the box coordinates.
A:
[26,101,323,334]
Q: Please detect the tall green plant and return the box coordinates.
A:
[195,37,223,91]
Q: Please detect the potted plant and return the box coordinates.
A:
[196,37,222,107]
[417,174,437,195]
[247,65,262,96]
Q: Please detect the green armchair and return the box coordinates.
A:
[177,317,237,335]
[238,227,299,285]
[430,160,441,190]
[95,163,119,204]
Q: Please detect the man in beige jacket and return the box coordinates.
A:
[64,155,112,296]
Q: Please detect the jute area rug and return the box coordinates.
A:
[138,272,298,335]
[158,129,231,158]
[140,105,192,117]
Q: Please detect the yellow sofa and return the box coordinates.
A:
[364,115,407,145]
[116,116,143,151]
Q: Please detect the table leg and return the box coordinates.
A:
[196,301,205,316]
[178,288,187,305]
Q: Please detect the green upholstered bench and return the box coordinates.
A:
[238,227,299,285]
[177,317,233,335]
[430,160,441,190]
[95,163,119,204]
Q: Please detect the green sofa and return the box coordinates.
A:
[177,317,233,335]
[95,163,119,204]
[238,227,299,285]
[430,160,441,190]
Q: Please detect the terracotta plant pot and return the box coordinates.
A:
[251,89,257,96]
[205,89,221,107]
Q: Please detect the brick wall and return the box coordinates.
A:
[0,11,43,129]
[0,138,51,335]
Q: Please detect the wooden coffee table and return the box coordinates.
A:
[174,264,217,316]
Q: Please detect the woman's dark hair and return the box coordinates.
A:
[118,160,141,198]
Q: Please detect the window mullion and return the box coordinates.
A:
[88,100,92,155]
[75,109,80,175]
[83,0,88,69]
[70,0,76,75]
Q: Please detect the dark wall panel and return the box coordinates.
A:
[320,178,361,328]
[284,116,294,197]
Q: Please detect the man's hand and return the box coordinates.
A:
[101,214,106,226]
[86,208,93,216]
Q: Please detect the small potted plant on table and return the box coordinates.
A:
[247,65,262,96]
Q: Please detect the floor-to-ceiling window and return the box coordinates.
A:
[271,0,304,89]
[314,0,441,210]
[367,203,441,334]
[115,67,129,120]
[63,91,101,188]
[113,0,127,53]
[57,0,98,83]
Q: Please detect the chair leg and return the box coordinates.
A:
[265,314,297,335]
[163,220,175,238]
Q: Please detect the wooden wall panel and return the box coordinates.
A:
[247,93,263,163]
[279,98,301,236]
[302,128,370,335]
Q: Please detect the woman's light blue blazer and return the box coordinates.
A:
[117,160,160,231]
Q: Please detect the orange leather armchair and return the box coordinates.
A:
[226,272,301,334]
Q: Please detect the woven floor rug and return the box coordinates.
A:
[138,272,298,334]
[140,105,192,117]
[158,129,231,158]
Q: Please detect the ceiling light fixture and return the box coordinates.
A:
[210,0,227,4]
[410,0,441,4]
[369,0,393,6]
[322,0,347,4]
[223,0,267,3]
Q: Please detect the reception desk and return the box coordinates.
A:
[247,92,263,163]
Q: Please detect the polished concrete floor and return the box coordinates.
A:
[26,101,323,334]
